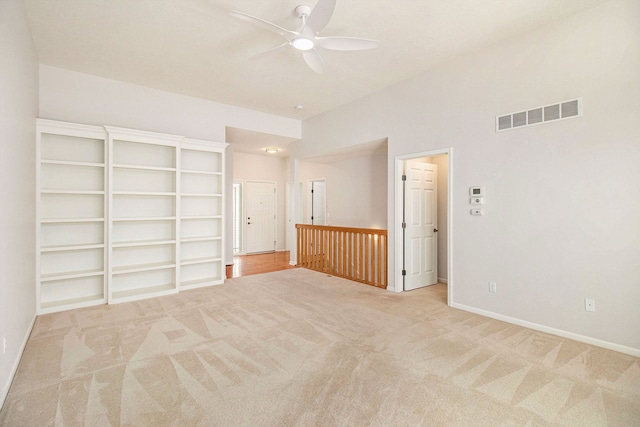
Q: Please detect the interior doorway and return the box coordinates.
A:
[403,159,438,290]
[395,149,452,304]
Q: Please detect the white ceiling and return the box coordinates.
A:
[225,126,296,157]
[24,0,607,154]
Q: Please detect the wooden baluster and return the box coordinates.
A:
[297,225,301,267]
[315,228,319,271]
[295,225,387,288]
[376,233,381,287]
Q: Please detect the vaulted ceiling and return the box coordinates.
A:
[25,0,607,155]
[25,0,608,120]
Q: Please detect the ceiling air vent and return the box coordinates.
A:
[497,98,582,132]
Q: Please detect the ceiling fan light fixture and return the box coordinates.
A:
[291,37,315,51]
[265,147,279,154]
[231,0,380,74]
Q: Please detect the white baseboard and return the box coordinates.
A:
[437,277,448,284]
[451,302,640,358]
[1,313,37,408]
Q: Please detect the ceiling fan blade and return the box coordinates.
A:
[306,0,336,33]
[315,36,380,51]
[302,49,326,74]
[230,10,297,41]
[249,42,289,60]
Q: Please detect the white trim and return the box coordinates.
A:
[104,126,183,146]
[452,302,640,358]
[1,314,37,407]
[393,159,403,293]
[182,138,228,151]
[232,180,243,255]
[36,118,106,139]
[394,148,453,306]
[437,277,448,284]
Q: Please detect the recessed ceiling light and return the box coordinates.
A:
[265,147,279,154]
[295,105,304,110]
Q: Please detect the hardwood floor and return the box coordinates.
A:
[226,251,297,278]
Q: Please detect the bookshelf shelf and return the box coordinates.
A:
[37,120,227,312]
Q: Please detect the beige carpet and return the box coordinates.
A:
[1,269,639,426]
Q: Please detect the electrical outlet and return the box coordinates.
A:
[489,282,497,293]
[585,298,595,312]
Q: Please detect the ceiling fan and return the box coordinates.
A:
[230,0,380,74]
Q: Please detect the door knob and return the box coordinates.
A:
[434,228,439,233]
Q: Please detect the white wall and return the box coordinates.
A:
[39,66,300,143]
[38,65,301,265]
[294,0,640,354]
[0,0,39,404]
[233,152,289,253]
[299,145,388,229]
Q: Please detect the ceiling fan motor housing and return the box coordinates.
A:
[295,5,312,19]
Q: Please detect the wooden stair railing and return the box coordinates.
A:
[295,224,387,289]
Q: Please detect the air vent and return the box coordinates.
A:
[497,98,582,132]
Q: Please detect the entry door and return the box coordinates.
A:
[246,181,276,253]
[404,160,438,290]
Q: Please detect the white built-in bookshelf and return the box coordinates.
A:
[36,119,227,313]
[180,141,224,289]
[37,121,108,312]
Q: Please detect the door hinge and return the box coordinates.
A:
[402,269,407,276]
[402,174,407,181]
[402,222,406,229]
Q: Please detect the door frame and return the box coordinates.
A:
[394,148,453,306]
[232,180,243,254]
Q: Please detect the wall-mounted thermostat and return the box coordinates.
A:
[469,186,484,197]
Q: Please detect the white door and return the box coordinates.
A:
[404,160,438,290]
[246,181,276,253]
[307,180,326,225]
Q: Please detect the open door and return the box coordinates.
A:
[403,160,438,290]
[307,179,326,225]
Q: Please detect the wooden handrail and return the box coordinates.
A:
[295,224,387,289]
